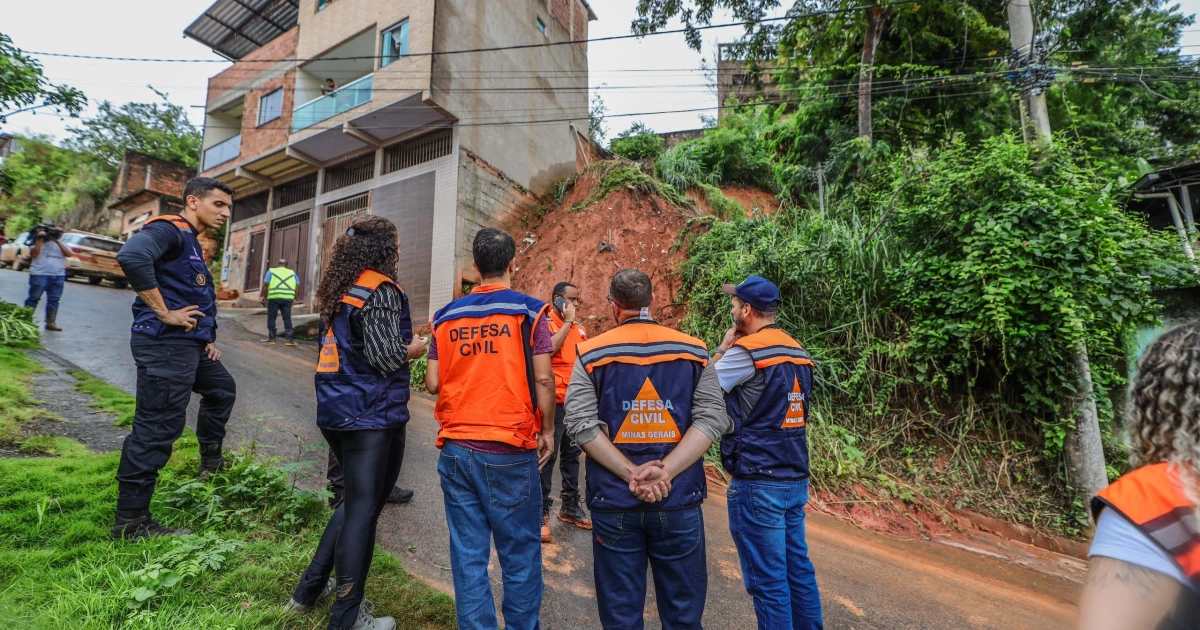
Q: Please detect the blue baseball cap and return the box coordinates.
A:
[721,276,781,312]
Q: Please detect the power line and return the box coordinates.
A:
[24,1,918,65]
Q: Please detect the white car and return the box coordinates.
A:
[0,232,31,270]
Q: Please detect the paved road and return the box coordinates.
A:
[1,268,1082,629]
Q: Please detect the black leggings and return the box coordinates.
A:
[293,425,406,629]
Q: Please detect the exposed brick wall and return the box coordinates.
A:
[237,68,297,161]
[573,1,586,51]
[207,27,299,101]
[109,151,195,206]
[119,198,160,238]
[552,0,570,34]
[455,149,542,285]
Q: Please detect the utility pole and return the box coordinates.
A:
[1006,1,1051,145]
[1007,0,1109,508]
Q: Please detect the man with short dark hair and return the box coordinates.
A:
[25,223,73,331]
[425,226,556,630]
[540,280,591,542]
[111,177,237,540]
[714,275,823,629]
[565,269,729,630]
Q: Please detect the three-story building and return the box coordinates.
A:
[186,0,595,322]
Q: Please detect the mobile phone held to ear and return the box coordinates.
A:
[554,296,568,313]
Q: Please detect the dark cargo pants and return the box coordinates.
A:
[116,340,237,512]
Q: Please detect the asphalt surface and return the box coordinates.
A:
[0,268,1081,629]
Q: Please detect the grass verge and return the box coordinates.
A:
[0,346,51,447]
[0,436,457,629]
[73,371,136,427]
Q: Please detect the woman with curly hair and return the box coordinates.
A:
[1079,321,1200,630]
[286,215,426,630]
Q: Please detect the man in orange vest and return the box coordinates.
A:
[425,227,556,630]
[564,269,729,630]
[540,281,592,542]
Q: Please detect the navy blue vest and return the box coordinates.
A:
[315,271,412,431]
[577,320,709,512]
[130,216,217,344]
[722,326,814,481]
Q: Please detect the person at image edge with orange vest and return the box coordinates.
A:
[541,281,592,542]
[1078,321,1200,630]
[564,268,730,630]
[424,227,557,630]
[713,276,823,630]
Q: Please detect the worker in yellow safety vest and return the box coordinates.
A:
[261,258,299,346]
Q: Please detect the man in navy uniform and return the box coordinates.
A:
[111,177,237,540]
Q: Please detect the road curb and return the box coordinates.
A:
[30,346,88,375]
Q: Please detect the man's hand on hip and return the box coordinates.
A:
[205,343,222,362]
[158,305,203,331]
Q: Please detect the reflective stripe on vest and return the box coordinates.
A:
[548,309,587,404]
[432,285,548,449]
[1092,464,1200,588]
[722,327,815,481]
[130,215,217,344]
[314,270,411,430]
[266,267,297,300]
[576,320,709,511]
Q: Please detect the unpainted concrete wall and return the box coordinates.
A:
[432,0,589,194]
[455,148,542,287]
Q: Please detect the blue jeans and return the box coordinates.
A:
[727,478,823,630]
[437,442,542,630]
[591,507,707,630]
[26,274,65,313]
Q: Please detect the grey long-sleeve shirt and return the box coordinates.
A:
[564,358,731,446]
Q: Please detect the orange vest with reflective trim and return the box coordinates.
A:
[432,285,549,449]
[1092,463,1200,588]
[548,309,588,404]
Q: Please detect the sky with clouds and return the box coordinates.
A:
[3,0,1200,143]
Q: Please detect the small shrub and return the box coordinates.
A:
[609,122,664,161]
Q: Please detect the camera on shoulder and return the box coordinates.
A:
[25,225,64,244]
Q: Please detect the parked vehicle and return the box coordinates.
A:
[61,231,128,288]
[0,232,31,270]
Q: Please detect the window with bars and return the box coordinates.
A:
[383,129,453,174]
[273,211,310,231]
[324,193,370,220]
[231,191,269,223]
[273,173,318,209]
[324,154,375,192]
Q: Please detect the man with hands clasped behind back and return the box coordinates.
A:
[564,269,730,630]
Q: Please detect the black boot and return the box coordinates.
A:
[110,510,192,540]
[386,487,414,504]
[45,308,62,332]
[198,442,226,478]
[284,329,296,347]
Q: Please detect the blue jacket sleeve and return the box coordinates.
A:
[115,223,182,292]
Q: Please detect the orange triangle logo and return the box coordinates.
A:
[317,331,340,373]
[782,376,806,429]
[613,378,683,444]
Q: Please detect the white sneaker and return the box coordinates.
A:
[284,577,335,614]
[351,599,396,630]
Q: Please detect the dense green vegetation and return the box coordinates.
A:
[620,0,1200,535]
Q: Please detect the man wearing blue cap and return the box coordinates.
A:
[713,276,824,630]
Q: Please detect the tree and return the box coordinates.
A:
[589,92,608,145]
[0,33,85,123]
[66,89,201,168]
[0,137,110,234]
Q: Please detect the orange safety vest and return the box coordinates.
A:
[548,309,588,404]
[1092,463,1200,587]
[431,284,549,449]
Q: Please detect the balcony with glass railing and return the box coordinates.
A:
[202,133,241,171]
[292,75,374,133]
